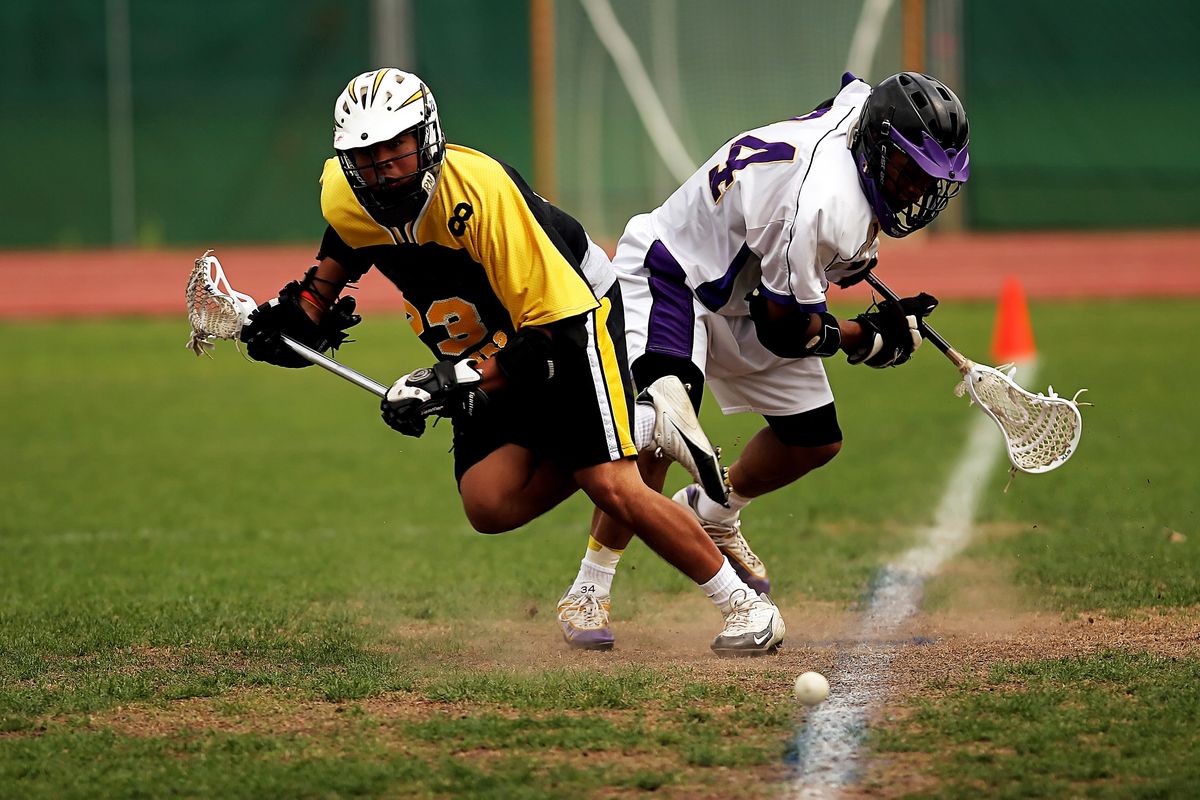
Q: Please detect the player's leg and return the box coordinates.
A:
[548,287,782,655]
[559,246,720,648]
[675,406,842,593]
[568,352,709,583]
[574,456,785,657]
[451,390,580,534]
[678,319,844,592]
[458,444,578,534]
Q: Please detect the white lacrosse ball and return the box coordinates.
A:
[793,671,830,706]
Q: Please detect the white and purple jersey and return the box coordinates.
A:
[619,75,878,320]
[613,75,881,417]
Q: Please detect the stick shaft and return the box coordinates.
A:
[862,272,969,371]
[280,336,388,398]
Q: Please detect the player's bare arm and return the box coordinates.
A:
[296,256,353,323]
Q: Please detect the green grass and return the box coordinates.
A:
[871,651,1200,798]
[2,299,1198,796]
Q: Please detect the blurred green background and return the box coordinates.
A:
[1,0,1197,248]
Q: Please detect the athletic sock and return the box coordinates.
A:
[633,401,656,450]
[697,488,752,523]
[700,558,754,615]
[569,536,624,595]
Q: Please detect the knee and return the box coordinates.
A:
[461,492,522,535]
[808,440,842,469]
[576,469,636,524]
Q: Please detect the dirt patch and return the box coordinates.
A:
[446,596,857,681]
[14,596,1199,798]
[891,605,1200,694]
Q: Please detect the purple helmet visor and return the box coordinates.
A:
[888,126,970,183]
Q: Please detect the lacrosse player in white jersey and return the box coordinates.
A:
[556,72,969,649]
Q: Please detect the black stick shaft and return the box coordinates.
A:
[863,271,953,355]
[862,271,970,371]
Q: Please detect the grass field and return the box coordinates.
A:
[2,299,1198,798]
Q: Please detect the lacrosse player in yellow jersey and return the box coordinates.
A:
[237,68,785,656]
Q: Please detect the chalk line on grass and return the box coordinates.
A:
[787,362,1036,798]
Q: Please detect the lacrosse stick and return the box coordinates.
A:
[185,251,387,397]
[864,272,1087,474]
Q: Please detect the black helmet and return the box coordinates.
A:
[851,72,970,237]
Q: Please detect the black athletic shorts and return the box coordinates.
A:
[451,283,638,482]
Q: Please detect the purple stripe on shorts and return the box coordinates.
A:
[644,240,695,360]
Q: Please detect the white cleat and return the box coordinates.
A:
[674,485,771,595]
[639,375,729,504]
[711,589,785,657]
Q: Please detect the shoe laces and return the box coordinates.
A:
[721,589,765,635]
[707,521,765,573]
[558,591,610,629]
[688,491,766,575]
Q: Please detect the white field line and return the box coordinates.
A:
[786,361,1037,799]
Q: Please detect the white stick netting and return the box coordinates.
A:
[955,363,1086,474]
[185,250,257,356]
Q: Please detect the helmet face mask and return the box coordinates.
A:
[333,69,445,226]
[852,72,970,237]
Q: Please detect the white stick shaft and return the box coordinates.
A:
[280,336,388,398]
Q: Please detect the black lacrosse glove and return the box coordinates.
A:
[380,360,488,438]
[240,273,361,368]
[847,292,938,368]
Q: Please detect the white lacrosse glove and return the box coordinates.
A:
[380,360,485,437]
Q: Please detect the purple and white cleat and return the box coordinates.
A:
[674,484,771,595]
[557,587,614,651]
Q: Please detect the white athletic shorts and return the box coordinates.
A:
[614,231,835,418]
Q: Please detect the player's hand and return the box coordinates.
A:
[848,292,938,368]
[380,360,487,437]
[240,273,360,368]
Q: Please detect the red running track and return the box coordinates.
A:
[2,230,1198,320]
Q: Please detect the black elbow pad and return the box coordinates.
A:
[747,289,841,358]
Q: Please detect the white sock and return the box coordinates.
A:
[633,401,656,450]
[700,558,755,615]
[697,489,752,522]
[570,536,623,595]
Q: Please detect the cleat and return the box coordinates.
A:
[674,484,771,594]
[711,589,785,656]
[638,375,729,503]
[557,588,614,651]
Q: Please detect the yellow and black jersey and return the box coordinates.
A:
[317,144,602,364]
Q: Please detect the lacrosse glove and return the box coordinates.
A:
[381,360,488,437]
[848,292,938,368]
[240,275,361,368]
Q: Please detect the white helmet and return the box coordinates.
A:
[333,68,445,223]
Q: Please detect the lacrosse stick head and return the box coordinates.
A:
[185,251,258,356]
[955,362,1084,474]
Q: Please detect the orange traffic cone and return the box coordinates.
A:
[990,276,1036,363]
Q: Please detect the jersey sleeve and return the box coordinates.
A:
[750,212,829,309]
[316,225,373,281]
[428,153,599,330]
